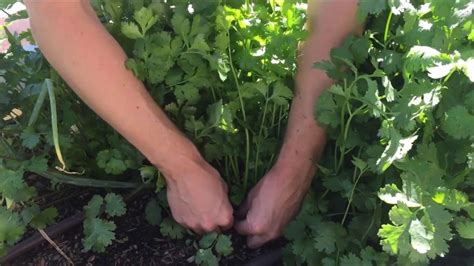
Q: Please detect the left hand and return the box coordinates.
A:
[234,160,316,248]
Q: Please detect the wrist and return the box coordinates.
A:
[148,134,203,179]
[273,136,325,178]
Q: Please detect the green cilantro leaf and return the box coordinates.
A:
[195,248,218,266]
[270,82,293,105]
[215,234,233,256]
[441,105,474,139]
[20,205,40,225]
[83,217,116,252]
[357,0,387,21]
[160,217,185,240]
[139,165,156,184]
[388,0,415,15]
[84,195,104,218]
[96,149,127,175]
[408,219,433,254]
[455,220,474,239]
[25,156,48,173]
[199,232,218,249]
[432,187,469,211]
[30,207,58,229]
[104,193,126,217]
[133,7,158,35]
[121,22,143,39]
[315,91,341,128]
[340,253,362,266]
[378,224,407,254]
[314,222,345,254]
[145,198,162,226]
[461,58,474,82]
[389,204,413,225]
[0,207,25,256]
[20,128,40,149]
[379,184,421,207]
[171,13,190,41]
[376,128,418,172]
[191,34,211,51]
[0,168,36,202]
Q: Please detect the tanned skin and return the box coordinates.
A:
[24,0,359,247]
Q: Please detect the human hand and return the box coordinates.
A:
[234,160,315,248]
[162,155,234,234]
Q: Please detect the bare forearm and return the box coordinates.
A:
[24,1,199,175]
[277,0,360,173]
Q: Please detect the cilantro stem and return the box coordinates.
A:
[230,155,240,179]
[361,201,380,242]
[224,156,230,178]
[341,170,364,226]
[442,67,456,84]
[254,98,270,182]
[227,38,250,189]
[270,102,277,128]
[384,11,393,46]
[277,105,284,138]
[336,105,365,173]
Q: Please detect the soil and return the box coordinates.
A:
[4,176,285,266]
[6,176,473,266]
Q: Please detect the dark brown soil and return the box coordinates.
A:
[6,177,284,266]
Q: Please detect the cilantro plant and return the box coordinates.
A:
[1,0,473,264]
[284,0,474,265]
[195,232,233,266]
[0,0,305,259]
[82,193,126,252]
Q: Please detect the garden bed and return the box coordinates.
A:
[3,176,284,265]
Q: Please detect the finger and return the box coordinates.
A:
[247,235,269,249]
[218,214,234,231]
[190,225,205,236]
[234,219,255,235]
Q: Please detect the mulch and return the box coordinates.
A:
[6,178,284,266]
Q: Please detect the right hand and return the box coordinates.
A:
[161,155,234,234]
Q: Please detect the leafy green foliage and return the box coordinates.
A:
[195,233,233,265]
[286,0,474,265]
[455,219,474,239]
[96,149,128,175]
[160,217,185,240]
[0,168,36,202]
[0,207,26,256]
[195,248,218,266]
[104,193,126,217]
[1,0,473,264]
[29,207,58,229]
[144,198,162,226]
[83,217,117,253]
[82,193,126,252]
[215,234,233,256]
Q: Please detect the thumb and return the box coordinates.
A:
[234,219,255,235]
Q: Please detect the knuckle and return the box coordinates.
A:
[269,231,280,240]
[185,222,198,230]
[221,213,233,225]
[201,222,216,232]
[251,222,266,234]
